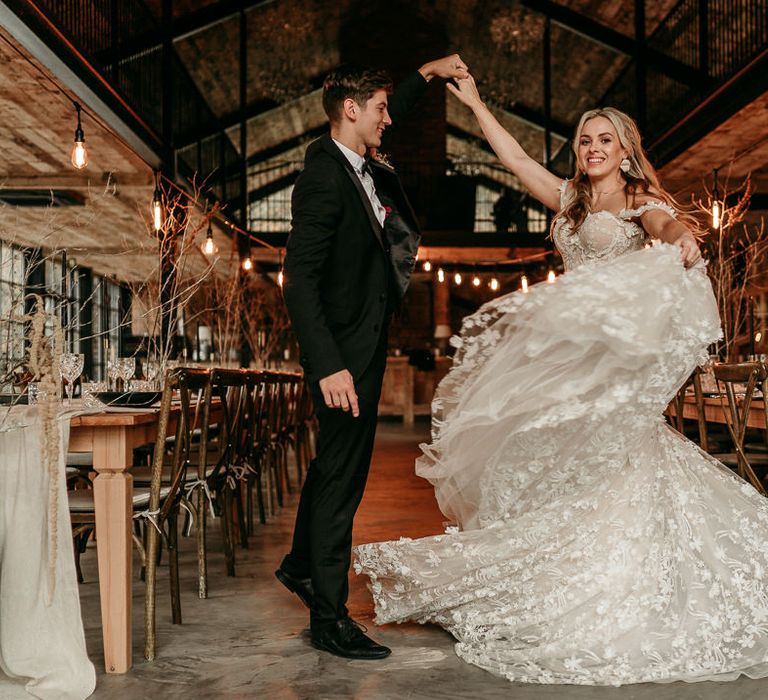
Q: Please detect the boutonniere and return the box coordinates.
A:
[371,150,394,170]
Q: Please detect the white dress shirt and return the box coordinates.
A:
[332,138,387,227]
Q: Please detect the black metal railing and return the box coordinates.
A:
[26,0,241,210]
[245,159,549,237]
[602,0,767,143]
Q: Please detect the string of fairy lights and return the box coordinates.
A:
[417,254,558,294]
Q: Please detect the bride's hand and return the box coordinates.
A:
[674,233,702,268]
[447,74,483,109]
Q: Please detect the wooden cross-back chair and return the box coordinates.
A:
[208,368,250,578]
[671,367,710,452]
[142,366,210,660]
[712,361,768,497]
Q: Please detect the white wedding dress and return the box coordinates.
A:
[354,183,768,685]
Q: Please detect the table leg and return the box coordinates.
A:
[92,427,134,673]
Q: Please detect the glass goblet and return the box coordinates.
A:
[59,353,84,405]
[107,357,120,391]
[118,357,136,391]
[144,359,161,388]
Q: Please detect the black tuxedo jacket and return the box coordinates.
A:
[283,72,427,384]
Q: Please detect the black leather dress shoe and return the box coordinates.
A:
[311,618,391,660]
[275,568,314,609]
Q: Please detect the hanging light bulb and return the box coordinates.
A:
[712,169,721,230]
[437,267,445,283]
[277,252,284,287]
[489,277,500,291]
[454,272,463,286]
[547,269,556,284]
[151,172,163,232]
[521,274,529,293]
[70,102,88,169]
[202,221,218,256]
[423,260,432,272]
[277,269,284,287]
[472,274,481,287]
[242,256,253,272]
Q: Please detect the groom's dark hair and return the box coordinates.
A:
[322,64,393,124]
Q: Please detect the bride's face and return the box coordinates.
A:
[577,116,628,180]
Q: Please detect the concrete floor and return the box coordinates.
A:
[76,421,766,700]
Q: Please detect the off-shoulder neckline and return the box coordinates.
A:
[558,180,675,221]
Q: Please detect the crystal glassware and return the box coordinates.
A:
[59,353,84,405]
[107,357,120,392]
[118,357,136,391]
[81,381,107,408]
[144,358,161,385]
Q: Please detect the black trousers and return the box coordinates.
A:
[281,335,387,632]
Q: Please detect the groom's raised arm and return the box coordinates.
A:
[387,54,469,125]
[283,163,345,382]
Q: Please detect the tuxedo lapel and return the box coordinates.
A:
[320,136,385,250]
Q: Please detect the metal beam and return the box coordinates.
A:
[520,0,704,88]
[0,1,162,166]
[246,125,327,167]
[95,0,275,67]
[176,97,277,147]
[649,48,768,166]
[499,102,572,142]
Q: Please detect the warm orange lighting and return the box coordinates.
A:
[521,275,529,293]
[547,270,556,283]
[277,269,284,287]
[423,260,432,272]
[71,141,88,169]
[472,275,481,287]
[151,197,163,232]
[70,102,88,169]
[489,277,499,291]
[437,268,445,283]
[454,272,463,285]
[712,200,721,230]
[202,224,217,256]
[242,257,253,272]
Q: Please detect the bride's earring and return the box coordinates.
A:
[620,157,631,173]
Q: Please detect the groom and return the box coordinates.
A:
[277,56,468,659]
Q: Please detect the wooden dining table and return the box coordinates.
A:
[68,402,221,674]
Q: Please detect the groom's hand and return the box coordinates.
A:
[319,369,360,417]
[419,54,469,82]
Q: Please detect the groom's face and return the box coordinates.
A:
[354,89,392,148]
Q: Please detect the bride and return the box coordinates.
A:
[354,75,768,685]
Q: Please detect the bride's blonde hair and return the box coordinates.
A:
[556,107,699,235]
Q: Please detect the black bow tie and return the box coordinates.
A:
[361,156,373,176]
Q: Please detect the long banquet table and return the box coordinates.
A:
[68,401,221,674]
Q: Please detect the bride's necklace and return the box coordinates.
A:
[592,187,624,197]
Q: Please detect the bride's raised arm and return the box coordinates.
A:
[448,75,563,212]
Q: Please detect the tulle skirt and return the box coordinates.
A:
[354,244,768,685]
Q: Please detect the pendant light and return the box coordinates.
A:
[70,102,88,169]
[202,220,218,256]
[151,171,163,232]
[711,169,721,230]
